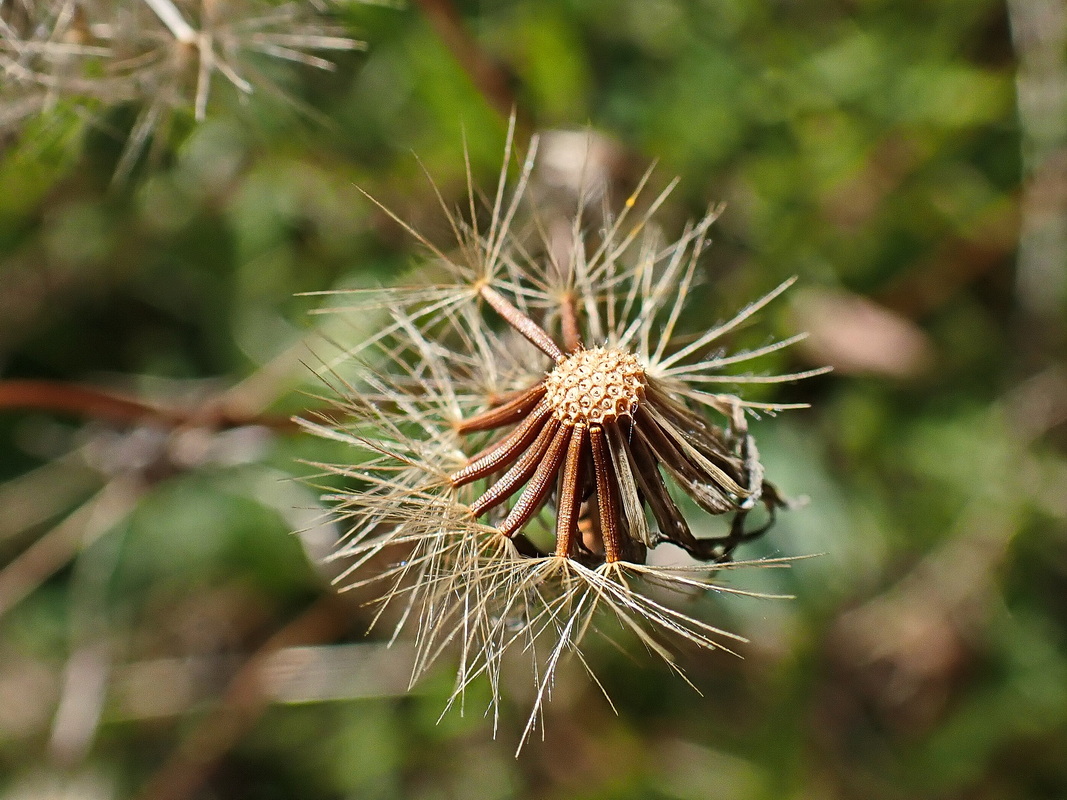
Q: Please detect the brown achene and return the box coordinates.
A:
[449,285,783,565]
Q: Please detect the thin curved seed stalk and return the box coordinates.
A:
[141,0,197,43]
[487,133,540,282]
[652,207,723,363]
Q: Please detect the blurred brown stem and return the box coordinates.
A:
[133,597,349,800]
[0,379,300,431]
[413,0,529,131]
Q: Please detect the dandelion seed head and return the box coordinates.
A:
[543,347,644,425]
[305,121,821,744]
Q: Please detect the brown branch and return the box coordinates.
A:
[0,379,301,432]
[413,0,529,130]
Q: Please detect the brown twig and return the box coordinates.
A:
[413,0,529,131]
[0,379,301,432]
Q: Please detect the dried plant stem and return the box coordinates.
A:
[0,379,300,431]
[412,0,525,126]
[134,598,348,800]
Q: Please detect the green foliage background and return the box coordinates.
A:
[2,0,1066,798]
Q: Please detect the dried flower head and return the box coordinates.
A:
[302,123,827,746]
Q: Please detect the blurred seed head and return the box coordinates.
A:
[0,0,365,180]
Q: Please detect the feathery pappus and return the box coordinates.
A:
[300,122,827,747]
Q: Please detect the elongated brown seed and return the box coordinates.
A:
[454,383,546,435]
[469,416,561,517]
[589,424,623,563]
[450,401,551,487]
[480,285,564,362]
[554,422,586,557]
[500,424,573,537]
